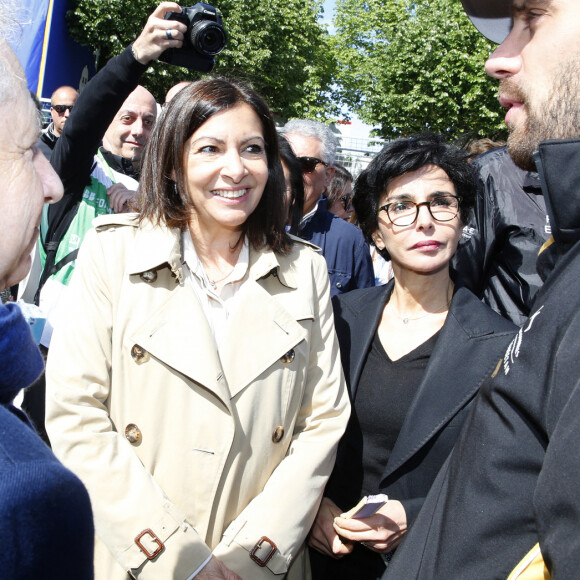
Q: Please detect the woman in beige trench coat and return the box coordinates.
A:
[45,77,350,580]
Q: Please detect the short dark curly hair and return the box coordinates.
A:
[353,132,476,260]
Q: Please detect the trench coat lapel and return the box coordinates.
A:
[125,223,231,408]
[220,277,307,398]
[130,282,232,409]
[219,248,307,399]
[382,288,502,479]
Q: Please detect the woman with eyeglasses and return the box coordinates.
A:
[308,133,517,580]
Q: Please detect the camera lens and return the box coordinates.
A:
[190,21,227,56]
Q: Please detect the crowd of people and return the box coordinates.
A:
[2,0,580,578]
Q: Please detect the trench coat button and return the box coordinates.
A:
[280,349,295,364]
[140,270,157,283]
[131,344,150,364]
[272,426,284,443]
[125,423,142,444]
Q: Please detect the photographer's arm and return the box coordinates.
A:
[47,3,186,236]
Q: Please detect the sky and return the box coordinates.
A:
[321,0,336,32]
[320,0,375,139]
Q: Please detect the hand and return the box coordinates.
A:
[308,497,354,559]
[107,183,137,213]
[332,500,407,554]
[132,2,188,64]
[196,556,243,580]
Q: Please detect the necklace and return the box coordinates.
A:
[207,267,235,289]
[400,307,446,324]
[396,281,453,324]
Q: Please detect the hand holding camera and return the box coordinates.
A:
[132,2,226,73]
[159,3,227,72]
[132,2,188,64]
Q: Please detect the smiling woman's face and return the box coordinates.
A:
[183,103,269,240]
[372,165,462,276]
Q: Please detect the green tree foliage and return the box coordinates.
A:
[66,0,339,119]
[332,0,507,139]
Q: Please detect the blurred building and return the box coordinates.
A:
[331,120,385,177]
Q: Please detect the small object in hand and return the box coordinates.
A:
[166,29,172,40]
[341,494,389,520]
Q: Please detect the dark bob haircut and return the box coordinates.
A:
[353,132,476,261]
[139,77,292,255]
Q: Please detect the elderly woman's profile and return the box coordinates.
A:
[46,77,349,580]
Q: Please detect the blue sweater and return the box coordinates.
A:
[0,303,94,579]
[299,199,375,297]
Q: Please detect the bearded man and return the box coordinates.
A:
[383,1,580,578]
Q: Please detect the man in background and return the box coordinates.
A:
[282,120,374,296]
[36,85,78,160]
[37,4,184,346]
[165,79,191,104]
[385,1,580,576]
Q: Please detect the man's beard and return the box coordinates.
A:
[129,145,144,170]
[501,52,580,171]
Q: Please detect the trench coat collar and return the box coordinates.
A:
[124,219,300,290]
[124,219,184,280]
[124,221,306,404]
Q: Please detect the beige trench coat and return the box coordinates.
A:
[46,215,349,580]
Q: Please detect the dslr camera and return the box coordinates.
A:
[159,3,226,72]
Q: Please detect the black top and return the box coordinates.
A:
[330,329,439,511]
[315,329,439,580]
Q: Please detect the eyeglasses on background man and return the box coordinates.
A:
[51,104,74,115]
[297,156,329,174]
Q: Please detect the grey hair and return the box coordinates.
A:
[0,0,25,104]
[281,119,338,165]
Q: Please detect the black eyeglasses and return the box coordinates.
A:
[341,194,352,212]
[52,104,74,114]
[379,195,461,227]
[297,156,329,174]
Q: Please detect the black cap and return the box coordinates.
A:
[460,0,512,44]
